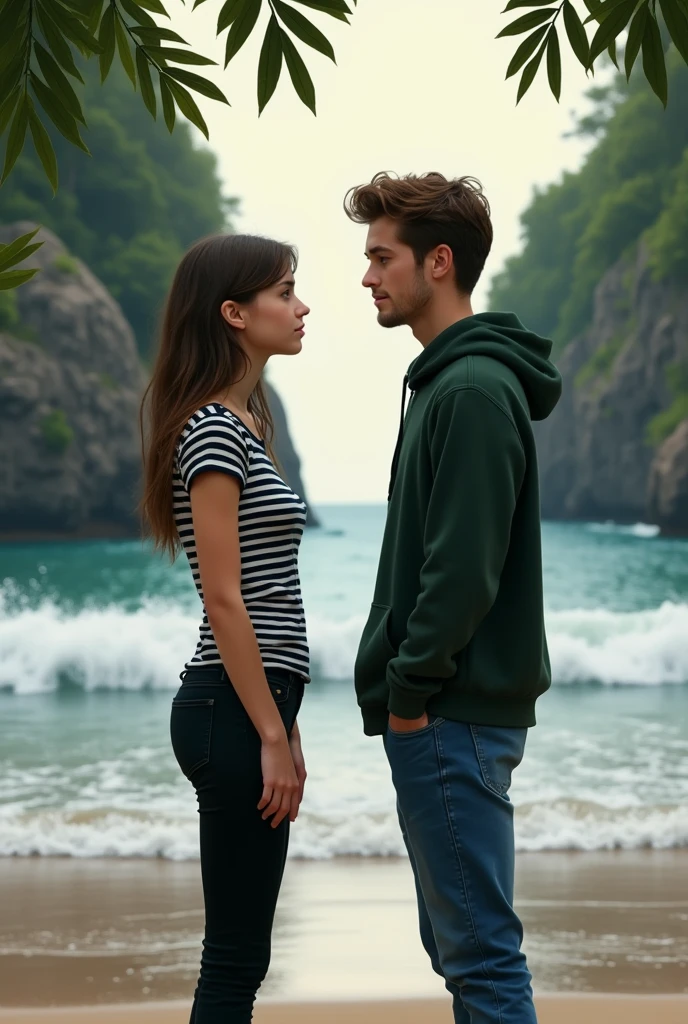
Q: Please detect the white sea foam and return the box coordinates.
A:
[1,586,687,691]
[0,800,685,859]
[587,521,661,538]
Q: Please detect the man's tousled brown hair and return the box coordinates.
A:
[344,172,493,294]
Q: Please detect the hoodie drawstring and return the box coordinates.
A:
[387,373,410,502]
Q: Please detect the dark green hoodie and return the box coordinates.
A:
[354,312,562,736]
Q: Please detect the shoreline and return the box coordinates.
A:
[0,851,686,1009]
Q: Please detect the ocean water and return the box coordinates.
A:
[0,505,687,860]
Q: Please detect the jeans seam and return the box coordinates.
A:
[435,725,503,1024]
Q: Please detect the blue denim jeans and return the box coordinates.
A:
[384,716,536,1024]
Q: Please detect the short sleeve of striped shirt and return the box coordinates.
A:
[177,413,249,491]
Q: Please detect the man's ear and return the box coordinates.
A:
[429,244,454,282]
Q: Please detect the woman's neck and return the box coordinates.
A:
[215,349,267,413]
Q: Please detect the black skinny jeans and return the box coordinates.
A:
[170,664,304,1024]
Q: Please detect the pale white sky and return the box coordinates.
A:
[170,1,596,503]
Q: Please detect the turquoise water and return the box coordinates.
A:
[0,506,687,857]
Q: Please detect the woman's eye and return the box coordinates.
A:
[379,257,389,265]
[282,289,292,298]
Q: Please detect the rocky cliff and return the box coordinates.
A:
[0,222,147,538]
[536,243,688,534]
[0,222,317,539]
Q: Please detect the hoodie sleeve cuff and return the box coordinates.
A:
[387,685,430,720]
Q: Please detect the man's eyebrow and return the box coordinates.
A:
[365,245,393,257]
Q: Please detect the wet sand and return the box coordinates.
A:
[2,995,688,1024]
[0,851,686,1013]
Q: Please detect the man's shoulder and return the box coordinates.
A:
[431,355,521,404]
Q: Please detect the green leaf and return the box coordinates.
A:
[498,8,555,37]
[159,74,176,131]
[607,37,619,67]
[0,227,41,273]
[587,0,636,65]
[659,0,688,65]
[274,1,336,61]
[224,0,262,67]
[546,27,561,100]
[257,13,283,113]
[35,6,84,82]
[34,41,86,125]
[165,77,209,138]
[133,0,170,13]
[583,0,636,24]
[0,268,40,291]
[28,102,58,193]
[290,0,351,20]
[0,89,21,137]
[98,4,116,82]
[165,68,230,103]
[218,0,244,33]
[1,93,29,184]
[505,24,548,78]
[624,0,648,79]
[0,241,42,273]
[30,71,90,153]
[115,12,137,87]
[0,0,30,45]
[146,46,216,65]
[503,0,559,8]
[40,1,104,55]
[281,29,316,113]
[516,36,547,102]
[0,53,24,119]
[563,0,590,66]
[136,47,157,117]
[130,26,189,44]
[642,9,668,105]
[193,0,213,7]
[118,0,157,25]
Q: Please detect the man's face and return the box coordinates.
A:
[362,216,432,328]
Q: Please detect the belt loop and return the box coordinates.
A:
[220,666,227,681]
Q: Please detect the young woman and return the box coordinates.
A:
[140,234,311,1023]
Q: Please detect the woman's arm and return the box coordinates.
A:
[190,470,299,828]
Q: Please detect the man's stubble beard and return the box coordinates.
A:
[377,269,432,329]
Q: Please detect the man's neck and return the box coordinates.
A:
[411,296,474,348]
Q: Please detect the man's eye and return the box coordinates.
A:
[379,257,389,265]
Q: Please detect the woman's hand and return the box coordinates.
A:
[258,731,300,829]
[288,720,307,822]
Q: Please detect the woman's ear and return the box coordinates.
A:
[220,300,246,330]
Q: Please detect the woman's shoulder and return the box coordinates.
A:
[180,403,251,446]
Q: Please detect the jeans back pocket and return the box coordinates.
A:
[470,724,527,797]
[170,698,215,780]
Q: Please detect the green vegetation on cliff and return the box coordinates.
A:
[489,53,688,351]
[0,64,236,358]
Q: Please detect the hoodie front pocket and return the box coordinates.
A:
[354,603,396,695]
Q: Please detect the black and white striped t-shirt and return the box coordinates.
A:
[174,403,310,679]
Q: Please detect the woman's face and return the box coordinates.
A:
[222,272,310,358]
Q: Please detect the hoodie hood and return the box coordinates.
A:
[407,312,561,421]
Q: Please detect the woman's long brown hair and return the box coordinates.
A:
[139,233,298,560]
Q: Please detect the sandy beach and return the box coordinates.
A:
[1,994,688,1024]
[0,850,686,1021]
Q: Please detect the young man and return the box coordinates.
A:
[344,172,562,1023]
